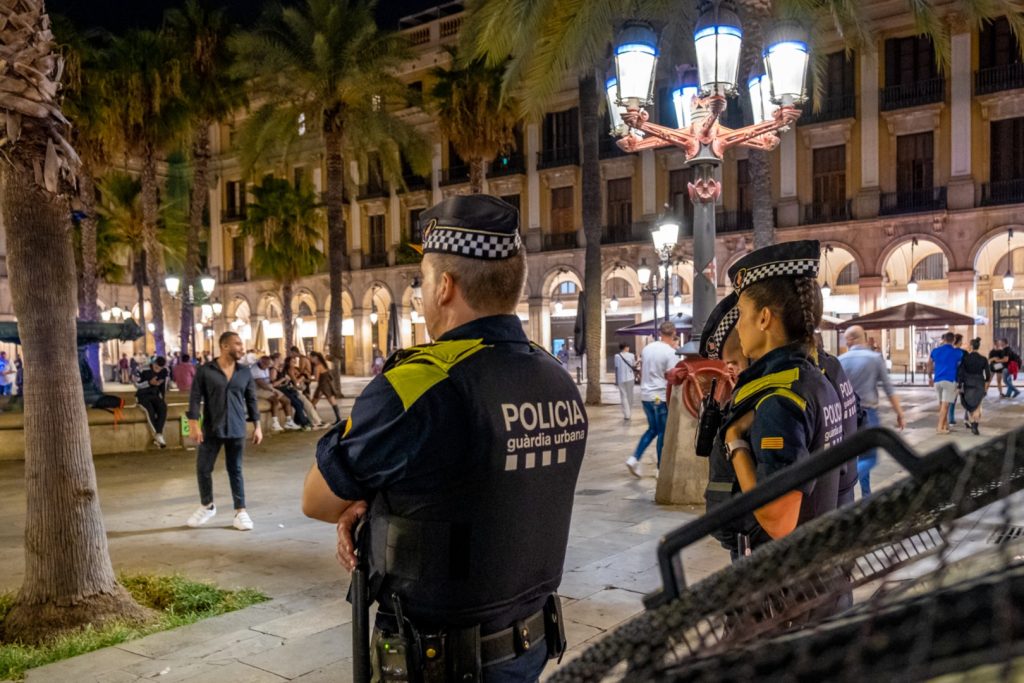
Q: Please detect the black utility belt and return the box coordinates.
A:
[375,595,566,682]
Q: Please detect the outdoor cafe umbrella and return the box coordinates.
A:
[836,302,977,330]
[615,312,693,337]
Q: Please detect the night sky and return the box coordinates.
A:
[47,0,450,31]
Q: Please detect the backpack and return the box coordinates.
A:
[93,394,126,429]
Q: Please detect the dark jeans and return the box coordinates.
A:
[857,407,880,496]
[0,384,10,396]
[634,400,668,467]
[197,436,246,509]
[280,387,309,425]
[1003,369,1019,396]
[138,394,167,434]
[483,639,548,682]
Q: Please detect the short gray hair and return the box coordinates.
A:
[427,250,527,315]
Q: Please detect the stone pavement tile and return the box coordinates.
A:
[167,631,285,665]
[249,598,351,639]
[240,624,352,679]
[24,647,149,682]
[561,587,646,631]
[117,603,290,658]
[167,661,287,683]
[289,659,354,682]
[563,617,605,650]
[557,570,611,601]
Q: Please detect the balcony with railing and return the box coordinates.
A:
[980,178,1024,206]
[715,210,753,233]
[601,223,643,244]
[221,205,246,223]
[798,94,856,125]
[440,164,470,186]
[398,174,430,193]
[227,267,247,283]
[975,62,1024,95]
[543,232,578,251]
[363,251,388,268]
[357,181,389,200]
[879,187,947,215]
[880,77,945,111]
[489,153,526,177]
[537,146,580,170]
[599,137,629,159]
[801,200,853,225]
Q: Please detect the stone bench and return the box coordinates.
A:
[0,392,274,461]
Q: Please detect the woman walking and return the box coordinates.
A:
[310,351,343,424]
[958,338,991,435]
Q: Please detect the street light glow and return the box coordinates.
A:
[369,310,379,325]
[653,220,680,252]
[672,66,700,128]
[907,277,919,296]
[1004,271,1015,293]
[637,259,652,285]
[609,294,619,312]
[764,21,810,104]
[164,275,181,297]
[200,274,216,296]
[614,21,659,108]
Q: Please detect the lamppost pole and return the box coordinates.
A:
[610,1,810,352]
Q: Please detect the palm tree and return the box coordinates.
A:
[0,0,148,643]
[429,51,520,193]
[230,0,429,386]
[240,177,325,348]
[164,0,247,355]
[97,28,190,357]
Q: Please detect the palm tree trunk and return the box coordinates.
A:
[1,156,150,645]
[282,280,294,353]
[748,149,775,249]
[469,159,485,194]
[77,167,103,386]
[182,120,212,356]
[579,73,603,405]
[135,252,147,352]
[324,125,346,393]
[140,148,167,356]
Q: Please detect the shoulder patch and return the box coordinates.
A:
[384,338,488,410]
[734,367,800,405]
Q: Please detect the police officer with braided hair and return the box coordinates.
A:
[704,240,844,548]
[302,194,586,682]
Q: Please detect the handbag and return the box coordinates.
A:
[618,353,640,383]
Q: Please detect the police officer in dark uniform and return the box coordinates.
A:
[815,341,860,506]
[301,194,587,682]
[700,240,844,549]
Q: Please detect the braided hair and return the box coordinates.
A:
[743,276,823,351]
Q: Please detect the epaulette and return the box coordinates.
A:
[530,342,561,364]
[383,339,488,410]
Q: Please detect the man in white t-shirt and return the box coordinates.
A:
[613,342,637,420]
[626,321,679,477]
[251,356,299,432]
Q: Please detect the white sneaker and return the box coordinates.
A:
[233,511,254,531]
[186,504,216,528]
[284,419,301,431]
[271,419,284,433]
[625,456,642,478]
[154,434,167,448]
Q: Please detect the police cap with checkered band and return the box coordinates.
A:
[699,291,739,360]
[411,195,522,260]
[727,240,820,293]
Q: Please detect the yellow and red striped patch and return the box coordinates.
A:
[760,437,784,450]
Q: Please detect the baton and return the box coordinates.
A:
[351,518,371,683]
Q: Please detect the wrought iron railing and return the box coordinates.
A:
[439,165,470,186]
[980,178,1024,206]
[356,182,389,200]
[542,232,578,251]
[975,62,1024,95]
[799,94,857,125]
[489,153,526,177]
[880,76,945,111]
[537,146,580,170]
[802,200,853,225]
[879,187,947,215]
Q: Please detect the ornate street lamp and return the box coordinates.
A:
[673,290,683,308]
[637,259,652,285]
[612,0,810,350]
[651,218,680,322]
[369,310,379,325]
[821,245,833,300]
[1004,229,1015,293]
[212,299,223,316]
[609,294,620,312]
[166,273,218,355]
[672,66,700,129]
[907,238,919,296]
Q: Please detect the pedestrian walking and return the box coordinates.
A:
[957,338,991,435]
[302,194,585,681]
[172,353,196,394]
[839,325,906,496]
[135,356,169,448]
[1001,339,1021,398]
[309,351,343,424]
[118,353,130,384]
[625,321,679,477]
[185,331,262,531]
[928,332,963,433]
[614,342,637,420]
[0,351,13,396]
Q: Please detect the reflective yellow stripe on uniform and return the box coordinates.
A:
[734,367,800,404]
[755,387,807,412]
[384,338,488,410]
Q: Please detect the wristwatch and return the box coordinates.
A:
[725,439,752,462]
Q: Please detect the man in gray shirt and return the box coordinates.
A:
[839,325,905,496]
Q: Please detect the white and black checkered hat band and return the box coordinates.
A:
[706,307,740,360]
[734,258,819,291]
[423,226,521,260]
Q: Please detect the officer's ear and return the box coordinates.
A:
[436,270,457,305]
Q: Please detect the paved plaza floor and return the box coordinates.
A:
[1,380,1022,681]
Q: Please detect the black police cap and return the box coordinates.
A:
[413,195,521,260]
[699,291,739,360]
[727,240,820,293]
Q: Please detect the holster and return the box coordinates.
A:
[543,594,567,662]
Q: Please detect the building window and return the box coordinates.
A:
[669,168,693,227]
[225,180,246,220]
[550,187,574,233]
[980,17,1022,70]
[994,300,1021,351]
[607,278,633,298]
[885,36,937,87]
[991,117,1024,183]
[407,208,423,244]
[736,159,751,216]
[543,107,579,153]
[911,253,948,281]
[803,51,855,123]
[558,281,578,295]
[836,261,859,286]
[499,194,520,215]
[896,132,934,194]
[606,178,632,229]
[367,214,386,265]
[812,145,846,219]
[231,236,245,273]
[293,166,307,191]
